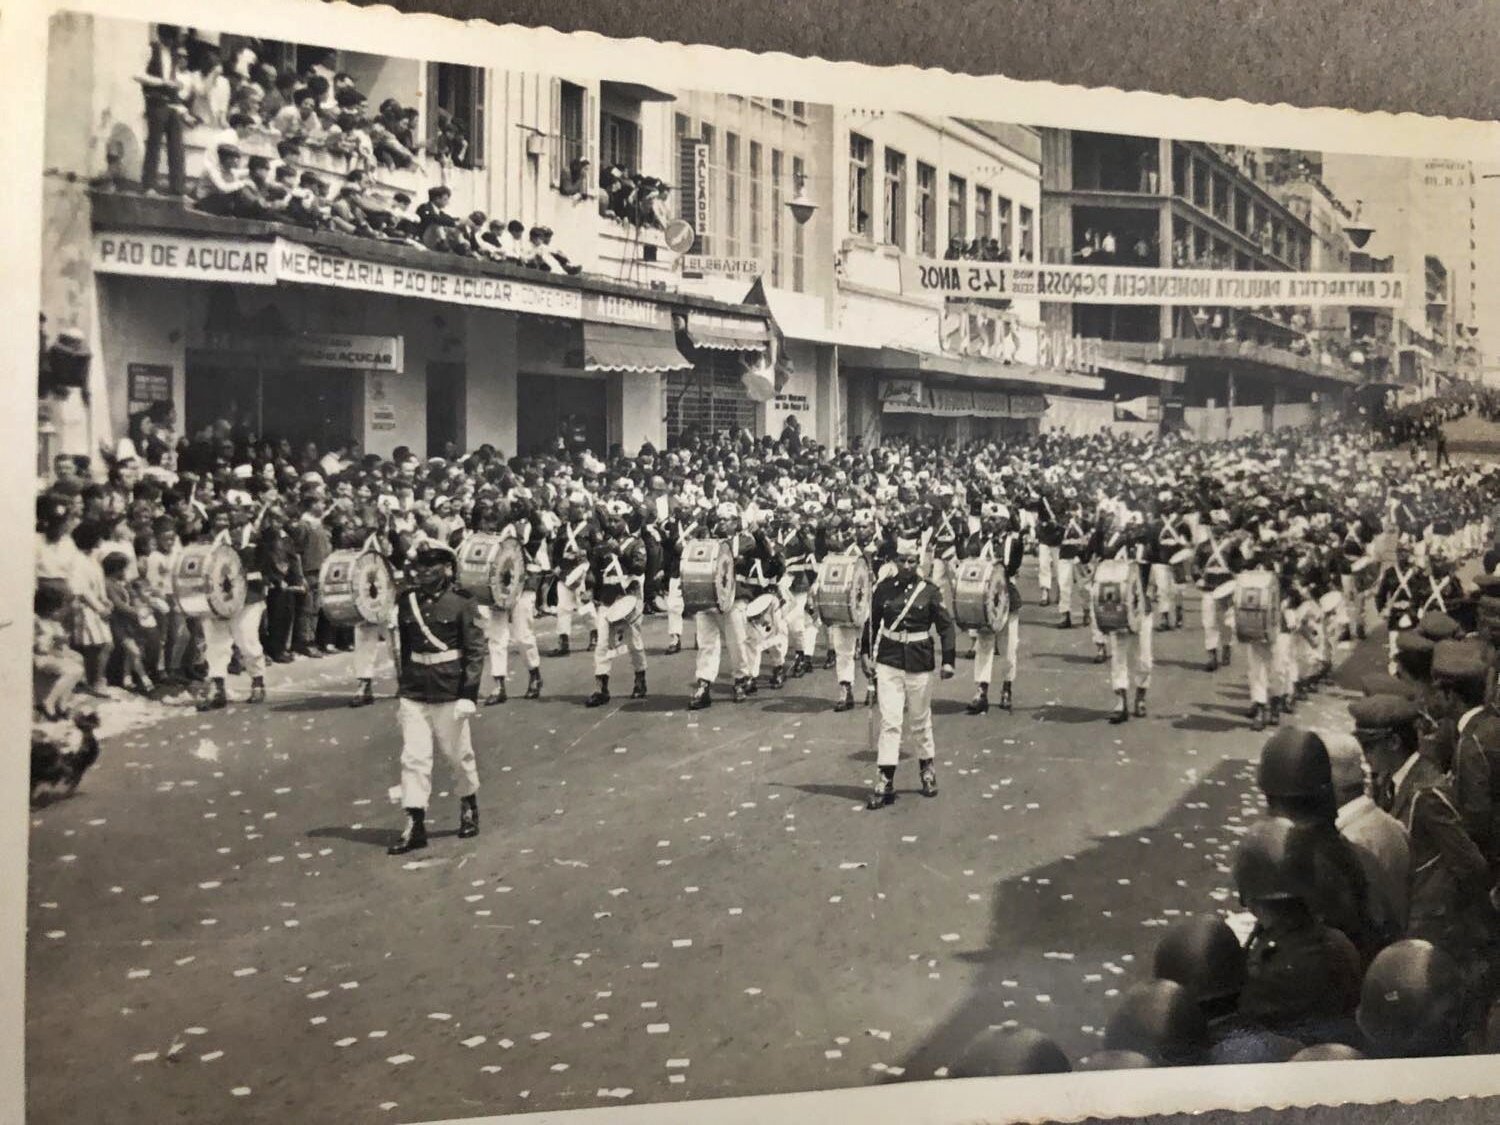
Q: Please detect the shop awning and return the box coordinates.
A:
[845,345,1104,393]
[685,311,772,352]
[601,80,678,104]
[583,321,692,374]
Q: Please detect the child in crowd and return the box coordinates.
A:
[103,552,155,695]
[34,584,85,719]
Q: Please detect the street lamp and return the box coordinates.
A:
[1343,199,1375,250]
[786,171,817,227]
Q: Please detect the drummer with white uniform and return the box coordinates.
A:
[482,493,547,704]
[346,503,400,708]
[1092,506,1155,724]
[814,514,872,713]
[962,502,1023,716]
[196,495,268,712]
[689,502,752,710]
[584,502,649,707]
[778,502,822,678]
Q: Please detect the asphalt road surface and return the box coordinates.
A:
[27,562,1370,1124]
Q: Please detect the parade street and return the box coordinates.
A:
[27,570,1371,1125]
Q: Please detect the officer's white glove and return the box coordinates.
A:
[940,664,955,680]
[454,698,477,720]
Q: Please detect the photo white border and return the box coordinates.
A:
[2,2,1499,1123]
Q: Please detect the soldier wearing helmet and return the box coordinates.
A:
[1151,916,1247,1033]
[949,1026,1070,1078]
[480,494,547,704]
[1356,939,1466,1057]
[1231,817,1364,1043]
[659,495,707,655]
[1102,979,1209,1067]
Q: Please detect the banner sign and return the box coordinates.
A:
[939,304,1021,362]
[899,257,1407,308]
[127,363,174,408]
[1036,330,1102,373]
[274,240,583,318]
[692,142,710,247]
[680,255,762,279]
[201,332,404,372]
[880,380,1048,419]
[583,293,672,330]
[879,378,926,408]
[95,233,275,284]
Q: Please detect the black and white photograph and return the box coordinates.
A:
[13,1,1500,1122]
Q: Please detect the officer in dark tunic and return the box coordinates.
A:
[387,540,488,856]
[858,535,957,809]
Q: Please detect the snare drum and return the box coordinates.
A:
[1091,558,1142,635]
[680,539,735,614]
[173,543,245,619]
[745,592,780,641]
[320,549,395,626]
[814,555,872,626]
[1233,570,1281,643]
[457,533,524,609]
[952,557,1010,632]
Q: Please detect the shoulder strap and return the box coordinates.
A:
[405,591,451,652]
[886,581,928,633]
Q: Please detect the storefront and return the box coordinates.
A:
[665,310,773,446]
[877,377,1048,442]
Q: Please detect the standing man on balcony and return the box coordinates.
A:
[136,23,187,198]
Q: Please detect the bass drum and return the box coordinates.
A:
[1091,558,1142,635]
[320,550,395,626]
[814,555,872,626]
[680,539,735,614]
[173,543,245,620]
[457,533,524,609]
[1233,570,1281,643]
[952,557,1009,632]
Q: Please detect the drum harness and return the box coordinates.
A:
[215,525,262,585]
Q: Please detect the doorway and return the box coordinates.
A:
[426,361,466,459]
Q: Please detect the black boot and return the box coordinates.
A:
[457,795,479,840]
[196,677,227,712]
[1094,643,1108,664]
[1268,696,1282,727]
[732,678,748,703]
[864,683,877,707]
[919,758,938,798]
[1250,702,1267,732]
[586,675,610,708]
[789,654,806,679]
[388,808,428,855]
[349,678,374,708]
[1175,604,1184,628]
[551,635,571,658]
[966,684,990,715]
[1220,645,1232,667]
[824,650,836,670]
[1133,687,1147,718]
[665,635,682,656]
[630,671,648,700]
[768,664,786,689]
[486,678,508,706]
[833,682,854,712]
[524,668,542,699]
[866,766,896,810]
[1040,592,1051,607]
[999,681,1013,712]
[1281,692,1295,716]
[688,679,713,710]
[1108,689,1129,724]
[1060,611,1073,629]
[1206,649,1219,672]
[587,630,599,651]
[248,676,266,704]
[744,674,759,695]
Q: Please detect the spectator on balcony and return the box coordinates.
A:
[527,226,582,276]
[600,163,637,221]
[632,175,671,228]
[371,99,418,169]
[329,181,378,237]
[286,171,333,228]
[943,236,964,261]
[193,139,271,219]
[136,23,188,197]
[272,89,327,145]
[184,48,231,131]
[428,109,470,169]
[416,184,457,235]
[262,68,296,121]
[389,192,423,241]
[559,156,592,198]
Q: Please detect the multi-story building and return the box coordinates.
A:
[1039,129,1365,439]
[829,112,1104,444]
[41,14,787,464]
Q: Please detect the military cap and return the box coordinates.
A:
[1347,694,1421,732]
[1360,672,1421,700]
[1417,612,1460,642]
[1430,639,1487,688]
[1471,574,1500,598]
[1394,629,1435,659]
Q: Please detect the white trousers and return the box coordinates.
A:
[784,589,818,657]
[830,623,861,685]
[1340,575,1368,634]
[694,604,749,683]
[974,614,1020,686]
[874,663,935,767]
[1037,544,1055,599]
[353,620,392,681]
[1056,558,1078,615]
[484,590,540,679]
[1150,564,1178,621]
[1245,639,1275,705]
[1109,617,1154,692]
[666,576,685,638]
[202,601,266,680]
[747,604,788,677]
[1274,632,1296,698]
[594,605,647,677]
[398,697,479,810]
[1202,591,1236,652]
[556,580,584,638]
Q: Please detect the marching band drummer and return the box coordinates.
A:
[1034,488,1062,608]
[197,492,269,712]
[550,492,600,658]
[737,508,790,692]
[584,501,649,707]
[813,512,872,713]
[1153,495,1190,633]
[347,497,402,709]
[1195,508,1241,673]
[1056,495,1089,630]
[963,502,1024,717]
[482,492,547,705]
[1094,505,1156,724]
[689,501,751,711]
[858,534,957,810]
[386,537,487,857]
[777,502,822,678]
[661,494,709,656]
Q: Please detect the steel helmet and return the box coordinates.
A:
[1256,728,1333,802]
[1289,1043,1367,1062]
[1232,817,1317,906]
[1152,916,1248,1005]
[1102,980,1209,1065]
[949,1026,1071,1078]
[1073,1049,1154,1072]
[1356,940,1464,1056]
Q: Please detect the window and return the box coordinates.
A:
[882,149,907,249]
[975,186,992,240]
[948,175,967,246]
[1019,205,1034,260]
[749,141,764,262]
[771,98,786,114]
[673,114,693,219]
[699,124,716,255]
[791,101,807,122]
[429,62,485,168]
[916,162,937,256]
[771,149,785,287]
[601,112,639,172]
[725,132,741,257]
[553,80,588,186]
[849,133,873,237]
[793,155,806,291]
[996,195,1012,255]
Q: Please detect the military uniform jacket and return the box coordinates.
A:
[516,520,552,592]
[1058,515,1090,561]
[661,515,701,580]
[553,517,600,577]
[1236,922,1363,1038]
[1093,527,1155,596]
[731,531,784,602]
[1376,563,1429,624]
[396,583,486,703]
[859,572,957,673]
[1453,706,1499,857]
[1387,754,1492,950]
[587,536,646,607]
[218,524,266,604]
[779,528,818,593]
[1195,530,1243,591]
